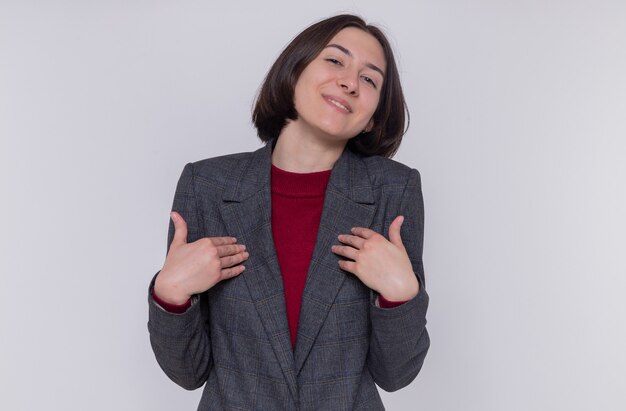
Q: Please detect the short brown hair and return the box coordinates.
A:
[252,14,409,158]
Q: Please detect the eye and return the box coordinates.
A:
[325,58,343,66]
[361,75,377,89]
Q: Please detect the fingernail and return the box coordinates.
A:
[170,212,178,222]
[240,244,246,251]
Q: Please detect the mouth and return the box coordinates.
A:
[323,95,352,113]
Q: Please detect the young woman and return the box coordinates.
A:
[148,14,430,410]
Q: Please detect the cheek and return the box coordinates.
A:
[293,80,312,112]
[364,93,381,117]
[293,70,322,104]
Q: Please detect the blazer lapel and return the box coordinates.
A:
[219,143,298,401]
[294,149,376,374]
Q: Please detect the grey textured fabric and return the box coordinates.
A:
[147,142,430,410]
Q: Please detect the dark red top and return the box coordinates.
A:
[271,164,333,348]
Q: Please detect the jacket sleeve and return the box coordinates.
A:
[147,162,213,390]
[367,168,430,392]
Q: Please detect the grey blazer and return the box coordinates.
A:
[147,142,430,410]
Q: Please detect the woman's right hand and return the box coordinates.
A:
[154,211,249,305]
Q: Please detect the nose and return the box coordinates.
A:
[338,74,359,96]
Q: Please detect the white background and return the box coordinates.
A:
[1,1,625,410]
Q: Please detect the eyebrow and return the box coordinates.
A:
[324,43,385,78]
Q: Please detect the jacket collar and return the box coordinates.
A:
[222,140,374,205]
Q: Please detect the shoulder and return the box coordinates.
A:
[192,151,253,175]
[359,154,421,189]
[185,150,257,186]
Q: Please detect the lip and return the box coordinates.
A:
[322,94,352,113]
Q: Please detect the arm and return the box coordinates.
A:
[367,168,430,392]
[147,163,248,390]
[147,162,212,390]
[331,168,430,391]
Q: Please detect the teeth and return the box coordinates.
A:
[329,99,349,111]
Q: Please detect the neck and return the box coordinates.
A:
[272,126,347,173]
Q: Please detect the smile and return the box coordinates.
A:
[324,95,352,113]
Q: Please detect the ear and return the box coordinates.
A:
[364,118,374,133]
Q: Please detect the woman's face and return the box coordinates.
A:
[290,27,386,145]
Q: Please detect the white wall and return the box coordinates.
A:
[1,1,625,410]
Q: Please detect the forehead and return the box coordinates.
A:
[325,27,386,71]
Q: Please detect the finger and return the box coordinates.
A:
[215,244,246,257]
[221,264,245,279]
[209,236,239,246]
[220,251,249,268]
[337,259,357,274]
[388,215,405,248]
[337,234,366,250]
[350,226,376,239]
[331,244,359,261]
[170,211,188,247]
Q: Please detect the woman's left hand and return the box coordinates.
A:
[331,215,420,302]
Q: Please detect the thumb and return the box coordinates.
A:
[388,215,405,248]
[170,211,188,247]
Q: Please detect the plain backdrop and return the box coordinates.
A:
[1,1,625,410]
